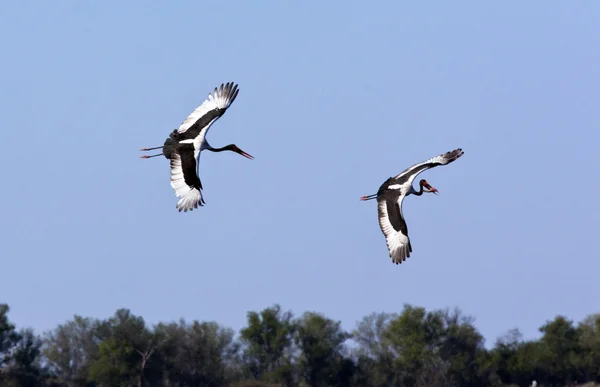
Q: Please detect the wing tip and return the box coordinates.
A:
[448,147,464,159]
[389,241,412,265]
[175,188,204,213]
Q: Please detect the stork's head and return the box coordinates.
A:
[420,179,438,195]
[224,144,255,160]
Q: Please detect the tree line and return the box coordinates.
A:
[0,302,599,387]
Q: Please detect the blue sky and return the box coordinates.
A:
[1,1,598,347]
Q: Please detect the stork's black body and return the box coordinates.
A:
[161,137,177,160]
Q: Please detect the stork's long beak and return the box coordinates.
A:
[237,149,255,160]
[422,180,439,195]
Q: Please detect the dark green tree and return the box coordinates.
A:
[88,309,163,387]
[43,315,100,386]
[88,337,135,387]
[578,313,600,382]
[2,328,48,387]
[0,304,19,368]
[537,315,584,386]
[239,304,296,385]
[294,311,353,387]
[490,328,523,385]
[156,319,238,386]
[438,308,490,387]
[513,340,546,386]
[352,312,398,387]
[384,305,450,387]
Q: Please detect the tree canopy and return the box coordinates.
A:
[0,302,598,386]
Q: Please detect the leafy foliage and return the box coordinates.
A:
[0,302,599,386]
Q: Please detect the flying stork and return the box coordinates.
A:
[360,148,464,264]
[140,82,254,212]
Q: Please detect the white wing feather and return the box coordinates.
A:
[377,197,411,264]
[169,153,204,212]
[177,82,239,134]
[394,148,464,187]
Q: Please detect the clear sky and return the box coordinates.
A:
[1,1,598,347]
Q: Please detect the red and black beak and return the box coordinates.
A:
[422,180,439,195]
[237,149,254,160]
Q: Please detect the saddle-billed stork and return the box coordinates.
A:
[360,148,464,264]
[140,82,254,212]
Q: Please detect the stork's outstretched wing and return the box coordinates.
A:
[377,192,412,264]
[169,145,205,212]
[174,82,240,141]
[393,148,464,187]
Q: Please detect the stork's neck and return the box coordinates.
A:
[408,183,424,196]
[200,139,214,151]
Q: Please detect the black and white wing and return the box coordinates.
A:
[376,192,412,264]
[169,145,205,212]
[394,148,464,187]
[174,82,240,141]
